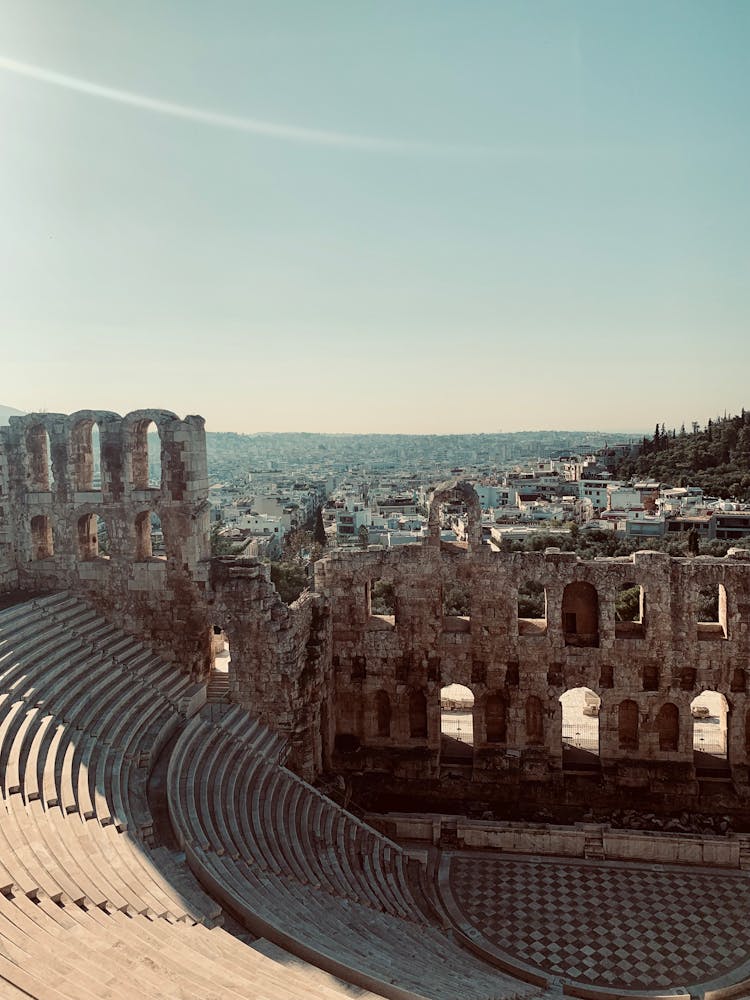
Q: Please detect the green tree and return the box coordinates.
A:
[358,524,369,549]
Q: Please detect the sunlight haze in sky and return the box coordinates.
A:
[0,1,748,433]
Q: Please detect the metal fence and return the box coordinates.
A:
[440,712,474,745]
[561,722,599,753]
[693,729,727,756]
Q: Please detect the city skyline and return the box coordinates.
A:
[1,1,749,433]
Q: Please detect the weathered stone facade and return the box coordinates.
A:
[3,420,750,810]
[315,507,750,816]
[0,410,212,677]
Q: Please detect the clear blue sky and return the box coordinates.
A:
[1,1,748,433]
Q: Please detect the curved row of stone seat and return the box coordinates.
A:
[0,887,383,1000]
[0,595,395,998]
[0,594,213,923]
[168,705,534,1000]
[174,706,433,923]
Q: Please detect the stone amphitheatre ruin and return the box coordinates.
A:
[1,407,750,998]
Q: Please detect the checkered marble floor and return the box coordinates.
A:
[446,853,750,989]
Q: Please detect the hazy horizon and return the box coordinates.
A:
[2,2,749,433]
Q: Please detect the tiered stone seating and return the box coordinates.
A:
[168,704,535,1000]
[0,594,392,999]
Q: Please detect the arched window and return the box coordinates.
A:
[132,419,161,490]
[657,703,679,751]
[561,582,599,647]
[409,689,427,739]
[374,690,391,737]
[30,515,53,560]
[77,513,109,560]
[525,695,544,745]
[485,692,507,744]
[618,700,639,750]
[26,424,52,492]
[70,419,103,492]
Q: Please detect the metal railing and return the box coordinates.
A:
[562,721,599,753]
[440,712,474,745]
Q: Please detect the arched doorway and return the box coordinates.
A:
[691,691,729,775]
[440,684,474,762]
[207,624,231,705]
[560,687,600,770]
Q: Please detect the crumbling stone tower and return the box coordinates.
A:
[0,409,211,677]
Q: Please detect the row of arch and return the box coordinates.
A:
[30,511,163,562]
[368,578,731,641]
[19,411,175,495]
[366,686,738,755]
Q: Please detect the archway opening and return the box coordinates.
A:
[132,419,162,490]
[77,513,109,560]
[207,624,231,705]
[657,703,679,751]
[560,687,600,770]
[691,691,729,775]
[440,684,474,762]
[618,699,639,750]
[71,420,102,492]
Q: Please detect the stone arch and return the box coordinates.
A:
[374,690,391,738]
[122,409,177,492]
[484,692,507,744]
[67,410,118,492]
[408,688,428,739]
[525,695,544,745]
[30,514,53,560]
[656,702,679,751]
[691,691,729,771]
[561,581,599,647]
[76,512,109,560]
[618,699,639,750]
[560,687,601,768]
[427,480,482,552]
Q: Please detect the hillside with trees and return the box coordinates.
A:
[614,410,750,501]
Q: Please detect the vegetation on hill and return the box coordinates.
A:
[614,410,750,500]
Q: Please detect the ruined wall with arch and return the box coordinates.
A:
[314,525,750,814]
[0,409,212,677]
[4,421,750,807]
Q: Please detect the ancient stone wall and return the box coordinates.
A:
[0,409,212,677]
[208,558,333,781]
[315,535,750,813]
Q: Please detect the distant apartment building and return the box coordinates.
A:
[335,502,371,540]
